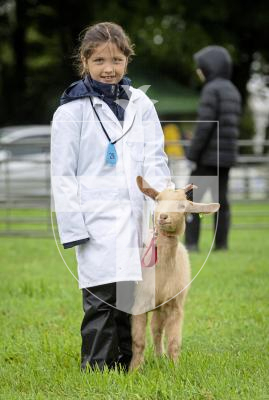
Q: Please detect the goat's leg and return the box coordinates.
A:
[165,306,184,362]
[151,310,166,356]
[129,313,147,370]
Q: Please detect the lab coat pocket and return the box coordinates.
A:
[126,141,145,162]
[80,188,119,238]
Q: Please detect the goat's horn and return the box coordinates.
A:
[136,176,159,200]
[184,183,198,193]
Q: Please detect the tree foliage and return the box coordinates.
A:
[0,0,268,124]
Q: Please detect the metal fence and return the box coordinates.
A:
[0,139,52,237]
[167,139,269,202]
[0,139,268,236]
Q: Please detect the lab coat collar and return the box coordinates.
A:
[92,87,138,134]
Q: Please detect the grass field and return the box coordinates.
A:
[0,204,269,399]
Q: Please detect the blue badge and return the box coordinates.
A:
[106,143,118,165]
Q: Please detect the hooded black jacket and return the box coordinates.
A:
[187,46,241,167]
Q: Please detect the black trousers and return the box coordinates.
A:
[185,165,230,249]
[81,282,134,372]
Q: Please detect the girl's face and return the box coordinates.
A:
[83,42,127,84]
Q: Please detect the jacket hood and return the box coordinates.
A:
[60,76,131,105]
[194,46,232,81]
[60,79,90,105]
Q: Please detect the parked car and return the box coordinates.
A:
[0,125,51,203]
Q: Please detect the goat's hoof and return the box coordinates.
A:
[129,359,143,371]
[168,353,180,364]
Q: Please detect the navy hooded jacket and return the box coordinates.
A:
[60,75,131,123]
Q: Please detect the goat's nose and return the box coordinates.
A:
[160,213,168,220]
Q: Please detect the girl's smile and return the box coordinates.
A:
[83,42,127,84]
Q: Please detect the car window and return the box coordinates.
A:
[10,135,50,157]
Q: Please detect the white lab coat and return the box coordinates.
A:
[51,87,171,288]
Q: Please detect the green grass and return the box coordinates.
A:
[0,204,269,399]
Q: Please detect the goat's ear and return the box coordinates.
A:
[136,176,159,200]
[186,201,220,214]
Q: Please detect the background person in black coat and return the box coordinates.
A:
[185,46,241,251]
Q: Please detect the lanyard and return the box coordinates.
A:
[89,96,128,145]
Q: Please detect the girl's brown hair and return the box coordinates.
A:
[75,22,135,77]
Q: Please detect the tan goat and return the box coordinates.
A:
[130,176,220,370]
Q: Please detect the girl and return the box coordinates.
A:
[51,22,172,372]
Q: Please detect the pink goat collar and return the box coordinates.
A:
[141,232,158,268]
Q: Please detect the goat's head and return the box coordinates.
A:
[137,176,220,236]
